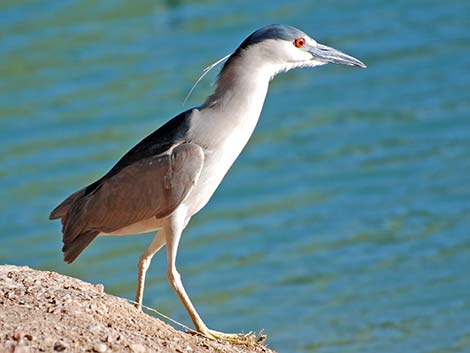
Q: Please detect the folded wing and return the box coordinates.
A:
[55,142,204,263]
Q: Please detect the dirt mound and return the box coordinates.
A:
[0,265,275,353]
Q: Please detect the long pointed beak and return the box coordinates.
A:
[309,43,366,68]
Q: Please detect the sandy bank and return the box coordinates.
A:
[0,265,275,353]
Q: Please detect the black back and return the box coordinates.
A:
[84,109,194,195]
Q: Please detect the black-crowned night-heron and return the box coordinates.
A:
[50,24,365,343]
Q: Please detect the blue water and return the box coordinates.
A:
[1,1,469,352]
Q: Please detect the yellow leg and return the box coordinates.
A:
[163,210,265,346]
[135,231,166,310]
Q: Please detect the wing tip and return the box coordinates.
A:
[62,230,98,264]
[49,207,62,220]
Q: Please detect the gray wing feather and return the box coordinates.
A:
[62,143,204,259]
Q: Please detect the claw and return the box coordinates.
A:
[197,328,266,346]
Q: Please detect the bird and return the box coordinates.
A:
[50,24,365,343]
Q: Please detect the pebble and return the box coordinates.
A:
[13,346,30,353]
[54,341,67,351]
[129,343,146,353]
[87,324,102,334]
[93,342,107,353]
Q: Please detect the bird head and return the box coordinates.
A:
[185,24,366,105]
[230,24,366,75]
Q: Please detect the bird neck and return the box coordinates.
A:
[202,52,273,118]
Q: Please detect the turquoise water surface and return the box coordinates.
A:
[1,1,469,352]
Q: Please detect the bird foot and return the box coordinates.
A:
[198,328,266,346]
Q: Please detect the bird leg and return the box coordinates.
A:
[163,210,263,345]
[135,231,166,310]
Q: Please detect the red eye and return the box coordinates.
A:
[294,37,306,48]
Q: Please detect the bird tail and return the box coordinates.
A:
[49,188,86,220]
[50,188,99,263]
